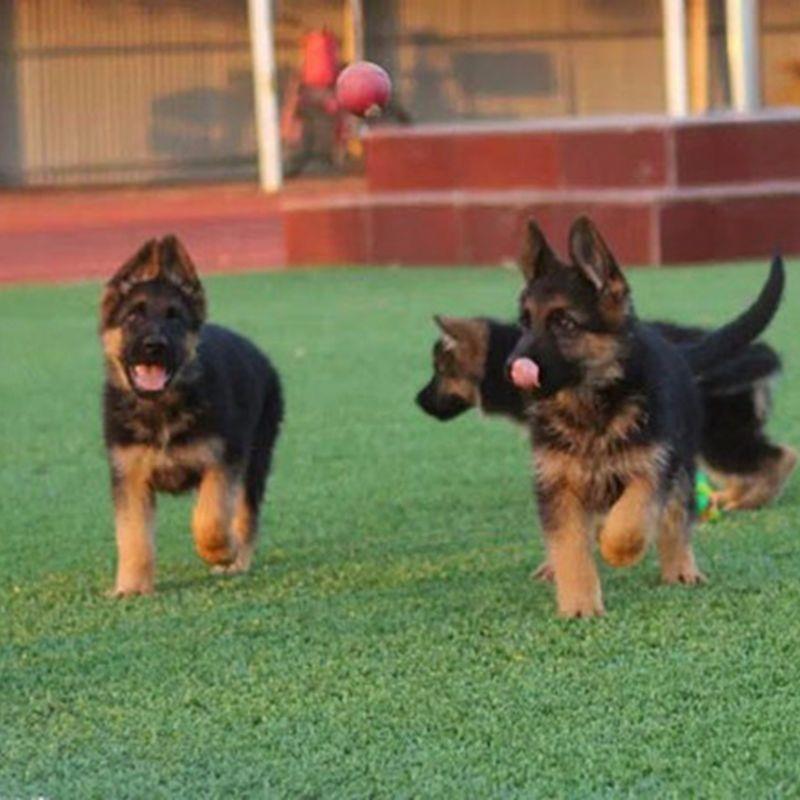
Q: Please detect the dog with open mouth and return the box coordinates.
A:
[503,216,784,617]
[99,236,283,596]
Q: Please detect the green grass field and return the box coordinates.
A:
[2,262,800,798]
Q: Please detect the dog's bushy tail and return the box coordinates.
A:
[684,256,785,376]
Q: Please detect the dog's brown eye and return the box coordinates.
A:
[126,303,146,321]
[549,310,579,333]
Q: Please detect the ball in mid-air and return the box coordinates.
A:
[335,61,392,117]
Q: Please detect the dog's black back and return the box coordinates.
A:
[193,325,282,512]
[416,314,785,484]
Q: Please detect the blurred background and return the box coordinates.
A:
[1,0,798,187]
[1,0,799,278]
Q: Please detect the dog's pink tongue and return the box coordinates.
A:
[510,358,541,390]
[133,364,168,392]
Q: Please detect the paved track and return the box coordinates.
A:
[0,182,300,284]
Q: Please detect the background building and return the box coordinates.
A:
[0,0,799,187]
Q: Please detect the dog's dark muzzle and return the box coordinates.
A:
[415,381,472,421]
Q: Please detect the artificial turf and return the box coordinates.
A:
[2,261,800,798]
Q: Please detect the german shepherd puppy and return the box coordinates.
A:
[646,322,796,510]
[99,236,283,596]
[504,216,783,617]
[416,317,795,512]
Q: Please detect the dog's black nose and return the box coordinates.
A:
[142,335,168,359]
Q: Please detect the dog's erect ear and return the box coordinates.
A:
[434,315,486,348]
[568,216,628,295]
[111,238,160,286]
[433,315,488,374]
[99,239,160,329]
[159,235,200,289]
[568,217,630,325]
[158,235,207,323]
[519,219,558,282]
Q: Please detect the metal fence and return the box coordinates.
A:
[0,0,343,186]
[1,0,798,188]
[1,0,258,185]
[365,0,800,123]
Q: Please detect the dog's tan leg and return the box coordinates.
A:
[231,487,258,571]
[543,491,604,618]
[726,445,798,510]
[709,477,747,511]
[531,514,603,582]
[111,461,156,597]
[658,491,706,585]
[598,476,659,568]
[212,485,257,575]
[192,467,238,567]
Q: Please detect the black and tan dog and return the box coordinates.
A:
[416,317,795,512]
[499,216,784,616]
[99,236,283,596]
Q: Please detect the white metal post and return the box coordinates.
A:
[662,0,689,116]
[248,0,282,191]
[688,0,710,113]
[726,0,760,112]
[343,0,365,63]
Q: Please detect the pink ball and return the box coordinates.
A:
[335,61,392,117]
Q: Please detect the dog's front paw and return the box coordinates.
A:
[530,560,555,582]
[109,565,154,597]
[661,547,707,586]
[109,579,154,598]
[557,593,605,619]
[196,540,238,567]
[211,544,253,576]
[662,566,707,586]
[598,525,647,568]
[211,559,250,576]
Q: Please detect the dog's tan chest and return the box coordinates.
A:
[535,392,645,452]
[533,393,665,513]
[111,438,223,493]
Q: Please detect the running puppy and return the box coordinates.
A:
[100,236,283,596]
[505,216,784,617]
[415,317,795,511]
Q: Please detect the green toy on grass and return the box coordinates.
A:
[696,469,722,523]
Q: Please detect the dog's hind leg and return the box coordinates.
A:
[213,485,258,575]
[702,381,796,510]
[712,445,797,510]
[192,467,238,567]
[658,487,706,585]
[212,392,280,575]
